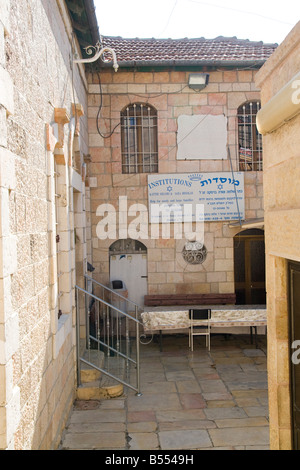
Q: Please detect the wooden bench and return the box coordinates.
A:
[144,293,236,307]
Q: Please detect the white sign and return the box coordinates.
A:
[177,115,227,160]
[148,172,245,223]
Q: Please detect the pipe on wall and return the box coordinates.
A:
[256,71,300,135]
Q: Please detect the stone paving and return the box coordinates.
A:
[60,334,269,450]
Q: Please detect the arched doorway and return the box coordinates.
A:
[109,239,148,308]
[234,229,266,305]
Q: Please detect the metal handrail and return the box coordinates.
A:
[79,357,138,393]
[75,284,142,395]
[84,274,143,311]
[76,284,142,324]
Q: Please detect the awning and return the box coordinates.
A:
[228,217,264,229]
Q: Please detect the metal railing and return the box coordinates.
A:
[75,279,143,396]
[84,274,144,315]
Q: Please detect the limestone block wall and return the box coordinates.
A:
[255,22,300,450]
[0,0,90,450]
[87,68,264,295]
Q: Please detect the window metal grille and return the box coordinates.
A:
[109,239,147,254]
[121,104,158,174]
[237,101,262,171]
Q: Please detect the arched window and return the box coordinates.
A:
[109,239,147,254]
[237,101,262,171]
[121,103,158,174]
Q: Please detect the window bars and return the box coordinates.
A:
[121,104,158,174]
[237,101,262,171]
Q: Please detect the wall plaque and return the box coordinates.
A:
[148,172,245,223]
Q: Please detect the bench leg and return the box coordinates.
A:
[254,326,258,348]
[250,326,258,348]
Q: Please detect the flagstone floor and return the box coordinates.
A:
[60,333,269,450]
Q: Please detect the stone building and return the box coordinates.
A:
[88,35,276,313]
[0,0,93,449]
[0,0,282,451]
[256,21,300,450]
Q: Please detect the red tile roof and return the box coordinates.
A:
[101,36,277,68]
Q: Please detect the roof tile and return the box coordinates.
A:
[101,36,277,66]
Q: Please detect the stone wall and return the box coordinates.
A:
[255,22,300,450]
[0,0,90,450]
[87,68,263,297]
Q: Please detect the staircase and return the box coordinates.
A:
[75,276,143,400]
[77,349,124,400]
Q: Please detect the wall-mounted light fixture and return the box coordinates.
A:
[73,41,119,72]
[188,73,210,91]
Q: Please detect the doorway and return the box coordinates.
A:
[109,239,148,309]
[289,261,300,450]
[234,229,266,305]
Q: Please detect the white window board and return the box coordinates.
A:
[177,114,227,160]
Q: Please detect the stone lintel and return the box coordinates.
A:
[54,108,70,151]
[55,108,70,125]
[72,103,84,136]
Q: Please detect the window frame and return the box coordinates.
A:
[121,103,158,174]
[237,101,262,171]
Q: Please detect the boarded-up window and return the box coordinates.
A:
[177,114,227,160]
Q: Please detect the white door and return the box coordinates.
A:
[110,253,147,310]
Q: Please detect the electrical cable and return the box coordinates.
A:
[95,69,188,139]
[94,71,250,196]
[71,32,78,132]
[158,0,179,38]
[183,0,294,27]
[159,91,227,161]
[96,71,121,138]
[227,146,242,227]
[94,46,266,142]
[108,91,231,186]
[122,85,189,100]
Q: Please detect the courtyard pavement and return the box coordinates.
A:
[60,333,269,451]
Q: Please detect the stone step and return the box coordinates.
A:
[80,350,104,383]
[76,380,123,400]
[80,367,101,384]
[80,350,105,383]
[77,350,125,400]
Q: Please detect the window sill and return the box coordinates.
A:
[53,313,72,359]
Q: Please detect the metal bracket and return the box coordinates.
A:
[73,41,119,72]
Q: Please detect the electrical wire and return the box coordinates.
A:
[185,0,295,26]
[94,72,245,245]
[158,0,179,38]
[123,85,189,100]
[227,146,242,227]
[96,71,121,138]
[95,70,188,139]
[94,70,246,192]
[101,90,232,188]
[159,91,227,161]
[71,32,78,132]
